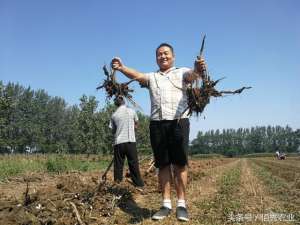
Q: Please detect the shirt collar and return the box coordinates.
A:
[158,67,176,75]
[116,104,126,111]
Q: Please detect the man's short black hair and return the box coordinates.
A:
[156,43,174,56]
[114,96,125,107]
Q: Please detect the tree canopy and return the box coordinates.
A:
[1,81,299,155]
[190,126,300,156]
[0,81,151,154]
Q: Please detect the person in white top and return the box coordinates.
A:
[275,150,280,159]
[109,96,144,187]
[111,43,206,221]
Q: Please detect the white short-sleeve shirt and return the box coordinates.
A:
[109,105,138,145]
[145,67,191,120]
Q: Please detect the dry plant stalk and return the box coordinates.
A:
[23,181,31,206]
[70,201,85,225]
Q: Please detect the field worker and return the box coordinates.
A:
[109,96,144,188]
[111,43,206,222]
[275,150,280,159]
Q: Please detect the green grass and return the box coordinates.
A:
[250,160,300,223]
[190,153,225,159]
[251,161,286,194]
[0,154,111,181]
[196,162,242,224]
[243,152,300,158]
[0,158,44,180]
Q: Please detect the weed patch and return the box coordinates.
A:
[196,162,242,223]
[251,160,300,223]
[0,154,110,180]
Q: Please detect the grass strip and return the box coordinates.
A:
[251,160,300,223]
[196,162,242,224]
[0,154,110,181]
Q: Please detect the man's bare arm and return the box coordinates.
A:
[111,57,148,85]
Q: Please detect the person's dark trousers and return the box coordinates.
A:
[113,142,144,187]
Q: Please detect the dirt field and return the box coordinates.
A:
[0,157,299,225]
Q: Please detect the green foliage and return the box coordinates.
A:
[215,165,242,216]
[45,156,68,173]
[198,164,242,223]
[0,81,151,154]
[44,155,111,173]
[0,155,44,181]
[76,95,100,154]
[0,154,111,180]
[3,80,297,156]
[190,126,300,156]
[45,156,94,173]
[136,111,151,154]
[190,153,224,159]
[243,153,275,158]
[224,148,239,157]
[251,161,300,221]
[0,160,23,179]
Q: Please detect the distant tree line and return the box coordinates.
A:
[190,126,300,157]
[1,81,299,156]
[0,81,150,154]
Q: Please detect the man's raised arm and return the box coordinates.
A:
[111,57,148,85]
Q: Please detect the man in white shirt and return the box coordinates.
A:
[110,96,144,187]
[111,43,206,222]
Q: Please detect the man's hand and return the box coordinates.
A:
[194,57,207,75]
[111,57,124,71]
[110,57,148,84]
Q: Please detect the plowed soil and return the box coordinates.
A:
[0,157,299,225]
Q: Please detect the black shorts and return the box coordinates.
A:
[150,118,189,168]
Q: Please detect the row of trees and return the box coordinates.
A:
[1,81,299,156]
[190,126,300,156]
[0,81,150,154]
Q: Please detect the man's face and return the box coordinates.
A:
[156,46,175,71]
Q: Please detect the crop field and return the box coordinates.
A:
[0,155,299,225]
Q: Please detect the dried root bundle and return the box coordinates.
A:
[97,65,141,109]
[185,74,251,116]
[183,35,251,117]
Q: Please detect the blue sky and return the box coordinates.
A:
[1,0,299,139]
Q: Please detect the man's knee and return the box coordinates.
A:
[173,164,187,174]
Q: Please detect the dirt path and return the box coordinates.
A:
[111,159,240,225]
[240,159,282,212]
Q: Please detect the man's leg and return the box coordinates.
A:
[173,165,187,200]
[152,165,172,220]
[170,119,190,221]
[113,144,125,182]
[173,164,189,221]
[150,121,173,220]
[126,142,144,187]
[159,165,172,200]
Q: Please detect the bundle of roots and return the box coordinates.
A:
[182,35,251,117]
[184,73,251,116]
[96,65,140,108]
